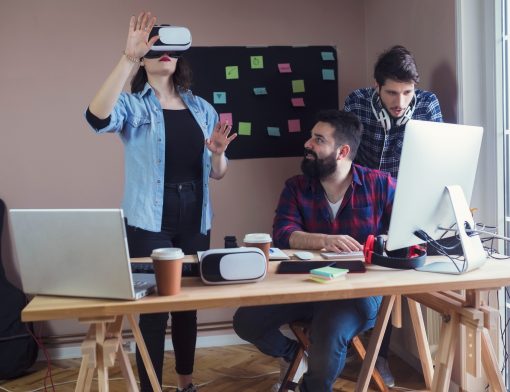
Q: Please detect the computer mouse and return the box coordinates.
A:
[294,251,314,260]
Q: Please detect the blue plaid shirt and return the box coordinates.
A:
[344,87,442,178]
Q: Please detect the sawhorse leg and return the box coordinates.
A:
[431,312,459,392]
[355,295,396,392]
[407,298,434,390]
[74,315,162,392]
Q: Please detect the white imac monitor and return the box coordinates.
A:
[386,120,485,274]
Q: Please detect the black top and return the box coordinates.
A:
[85,108,110,129]
[85,108,204,184]
[163,109,204,184]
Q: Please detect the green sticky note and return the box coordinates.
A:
[322,69,335,80]
[292,80,305,93]
[267,127,281,137]
[213,91,227,104]
[225,66,239,79]
[321,51,335,61]
[238,122,252,135]
[250,55,264,69]
[253,87,268,95]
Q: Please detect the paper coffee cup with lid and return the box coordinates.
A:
[150,248,184,296]
[243,233,272,261]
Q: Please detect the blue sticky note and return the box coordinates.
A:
[213,91,227,104]
[267,127,280,137]
[253,87,268,95]
[321,51,335,61]
[322,69,335,80]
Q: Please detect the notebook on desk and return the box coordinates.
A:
[9,208,155,300]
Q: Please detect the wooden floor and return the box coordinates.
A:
[0,344,425,391]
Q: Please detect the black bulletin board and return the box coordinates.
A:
[184,46,339,159]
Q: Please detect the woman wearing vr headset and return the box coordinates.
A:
[85,11,236,392]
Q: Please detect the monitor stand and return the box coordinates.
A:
[416,185,486,275]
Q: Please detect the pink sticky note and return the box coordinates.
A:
[219,113,233,125]
[278,63,292,73]
[288,119,301,133]
[291,98,305,107]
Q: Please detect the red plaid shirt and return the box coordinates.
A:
[273,164,396,248]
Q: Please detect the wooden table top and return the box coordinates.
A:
[22,256,510,322]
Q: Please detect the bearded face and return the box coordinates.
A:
[300,148,338,180]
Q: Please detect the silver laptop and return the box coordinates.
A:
[9,209,155,300]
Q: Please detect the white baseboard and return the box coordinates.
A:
[39,332,247,361]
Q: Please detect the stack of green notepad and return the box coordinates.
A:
[309,266,348,283]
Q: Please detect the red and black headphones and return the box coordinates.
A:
[363,234,426,269]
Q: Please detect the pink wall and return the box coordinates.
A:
[363,0,457,122]
[0,0,367,285]
[0,0,456,338]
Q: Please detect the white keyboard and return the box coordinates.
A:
[320,251,364,260]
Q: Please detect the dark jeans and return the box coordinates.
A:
[126,179,210,391]
[233,296,382,391]
[380,323,391,359]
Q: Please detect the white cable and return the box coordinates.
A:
[467,229,510,242]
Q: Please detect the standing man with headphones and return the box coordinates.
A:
[344,45,443,386]
[345,45,442,178]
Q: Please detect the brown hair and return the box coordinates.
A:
[131,56,193,93]
[374,45,420,86]
[316,110,363,160]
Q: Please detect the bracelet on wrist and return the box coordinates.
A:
[122,51,140,63]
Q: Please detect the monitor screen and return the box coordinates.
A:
[386,120,483,251]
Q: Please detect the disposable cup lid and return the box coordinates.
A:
[150,247,184,260]
[243,233,272,243]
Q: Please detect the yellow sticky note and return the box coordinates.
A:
[238,122,252,135]
[292,80,305,93]
[226,66,239,79]
[250,56,264,69]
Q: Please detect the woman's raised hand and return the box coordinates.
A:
[125,11,159,60]
[206,123,238,155]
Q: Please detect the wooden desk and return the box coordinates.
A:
[22,256,510,392]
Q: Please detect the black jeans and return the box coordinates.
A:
[126,179,210,391]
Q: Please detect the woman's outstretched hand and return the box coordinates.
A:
[125,11,159,60]
[206,123,237,155]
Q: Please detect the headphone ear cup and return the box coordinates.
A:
[370,91,391,132]
[378,108,391,131]
[363,234,375,263]
[374,235,385,255]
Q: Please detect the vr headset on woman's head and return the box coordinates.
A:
[145,25,192,58]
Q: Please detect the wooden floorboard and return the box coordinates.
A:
[0,344,425,391]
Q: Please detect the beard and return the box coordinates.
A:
[300,148,337,180]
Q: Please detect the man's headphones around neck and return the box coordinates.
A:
[370,90,417,132]
[363,234,426,269]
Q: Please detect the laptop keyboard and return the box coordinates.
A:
[131,262,199,277]
[131,262,154,274]
[133,280,151,288]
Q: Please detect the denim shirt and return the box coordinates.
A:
[85,83,219,234]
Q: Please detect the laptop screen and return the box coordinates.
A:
[9,209,149,300]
